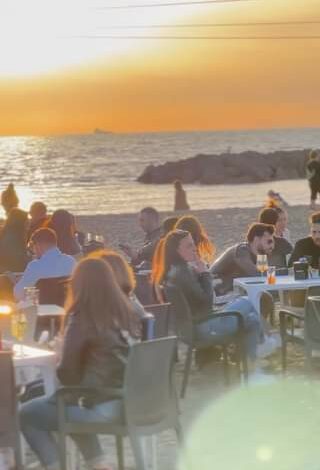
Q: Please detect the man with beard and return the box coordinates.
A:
[211,223,275,294]
[289,212,320,269]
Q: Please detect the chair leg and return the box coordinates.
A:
[180,346,193,398]
[222,345,230,386]
[128,431,147,470]
[175,421,184,446]
[281,338,287,374]
[115,436,125,470]
[58,431,67,470]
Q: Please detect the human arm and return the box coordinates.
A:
[288,240,304,267]
[13,260,41,301]
[56,313,89,385]
[233,246,259,277]
[175,264,213,308]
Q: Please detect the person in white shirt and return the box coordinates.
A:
[14,228,76,301]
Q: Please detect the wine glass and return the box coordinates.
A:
[256,254,268,278]
[11,310,27,356]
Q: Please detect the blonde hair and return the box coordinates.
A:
[90,249,136,295]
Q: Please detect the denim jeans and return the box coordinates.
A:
[20,396,123,469]
[195,297,260,360]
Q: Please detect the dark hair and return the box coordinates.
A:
[152,229,190,284]
[31,227,57,245]
[309,150,318,160]
[247,223,274,243]
[64,258,139,337]
[162,216,179,236]
[258,207,279,226]
[174,215,215,263]
[310,212,320,224]
[46,209,79,255]
[174,179,183,190]
[30,201,47,216]
[140,207,159,221]
[1,183,19,214]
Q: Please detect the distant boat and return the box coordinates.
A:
[93,128,112,135]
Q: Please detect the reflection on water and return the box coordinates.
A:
[0,129,318,215]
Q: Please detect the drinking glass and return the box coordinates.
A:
[24,286,39,305]
[256,254,268,277]
[11,310,27,356]
[86,233,93,243]
[95,234,104,244]
[267,266,276,285]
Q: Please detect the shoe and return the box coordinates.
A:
[257,334,280,359]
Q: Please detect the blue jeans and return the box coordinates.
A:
[20,396,123,469]
[195,297,260,360]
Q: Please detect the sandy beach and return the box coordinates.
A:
[77,204,313,256]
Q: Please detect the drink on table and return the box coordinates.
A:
[267,266,276,285]
[11,310,27,355]
[256,254,268,277]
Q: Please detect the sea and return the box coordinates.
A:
[0,128,320,217]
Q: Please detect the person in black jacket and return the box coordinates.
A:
[289,211,320,269]
[153,229,260,362]
[20,258,140,470]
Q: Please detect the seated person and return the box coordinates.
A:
[258,207,292,268]
[27,201,49,241]
[174,215,215,264]
[120,206,161,269]
[46,209,81,257]
[20,257,140,470]
[210,223,275,294]
[289,211,320,268]
[14,228,76,301]
[152,229,260,366]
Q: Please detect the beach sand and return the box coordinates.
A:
[28,204,313,470]
[77,204,313,255]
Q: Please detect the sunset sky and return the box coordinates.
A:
[1,0,320,135]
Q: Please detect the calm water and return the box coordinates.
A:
[0,128,319,216]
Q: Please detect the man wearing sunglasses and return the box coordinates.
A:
[211,223,275,295]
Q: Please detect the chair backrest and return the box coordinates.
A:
[143,303,170,338]
[305,294,320,345]
[0,352,22,468]
[124,337,178,433]
[36,276,69,307]
[0,305,38,346]
[163,284,194,344]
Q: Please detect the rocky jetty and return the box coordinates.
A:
[137,149,310,184]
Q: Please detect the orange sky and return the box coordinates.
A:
[1,0,320,135]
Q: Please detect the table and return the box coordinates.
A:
[13,344,56,396]
[233,275,320,315]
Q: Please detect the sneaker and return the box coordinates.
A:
[257,334,280,359]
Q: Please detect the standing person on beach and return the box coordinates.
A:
[1,183,19,216]
[306,150,320,209]
[174,179,190,211]
[119,206,161,269]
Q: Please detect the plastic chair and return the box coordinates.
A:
[144,303,170,339]
[0,351,23,470]
[36,276,69,307]
[164,284,248,398]
[279,285,320,373]
[57,337,181,470]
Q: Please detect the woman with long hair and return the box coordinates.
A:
[46,209,81,256]
[20,258,139,470]
[174,215,215,264]
[91,249,147,319]
[153,229,260,365]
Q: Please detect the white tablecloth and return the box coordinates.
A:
[13,344,56,396]
[233,275,320,315]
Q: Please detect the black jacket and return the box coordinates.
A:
[56,311,130,404]
[165,262,213,318]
